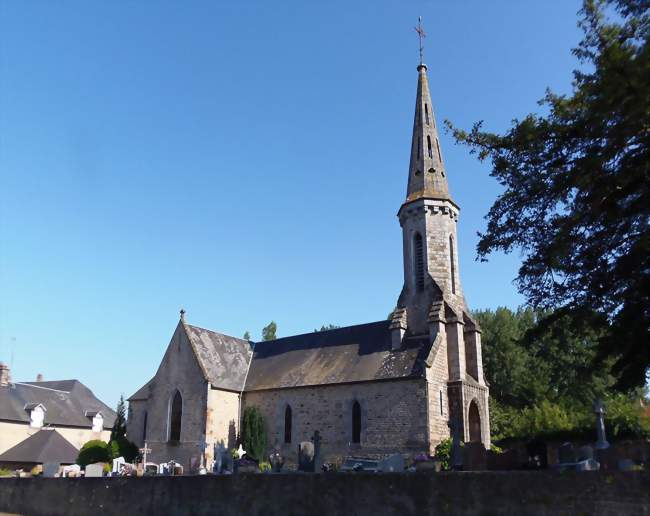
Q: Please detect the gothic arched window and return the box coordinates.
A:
[352,401,361,444]
[425,104,430,125]
[142,411,148,442]
[169,390,182,442]
[284,405,292,444]
[449,235,456,294]
[414,233,425,292]
[427,135,433,158]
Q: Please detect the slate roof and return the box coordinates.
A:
[0,380,116,429]
[184,323,254,392]
[244,320,430,391]
[0,429,79,464]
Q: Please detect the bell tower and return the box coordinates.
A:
[389,20,490,447]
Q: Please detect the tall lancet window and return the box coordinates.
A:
[425,104,430,125]
[352,401,361,443]
[284,405,292,444]
[449,235,456,294]
[414,233,425,292]
[436,138,442,161]
[427,135,433,159]
[169,390,182,442]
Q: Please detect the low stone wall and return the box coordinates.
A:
[0,471,648,516]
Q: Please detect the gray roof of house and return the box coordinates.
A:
[0,380,116,429]
[244,320,429,391]
[0,429,79,464]
[184,323,254,392]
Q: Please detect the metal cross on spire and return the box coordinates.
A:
[414,16,426,65]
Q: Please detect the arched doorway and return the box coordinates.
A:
[468,400,481,443]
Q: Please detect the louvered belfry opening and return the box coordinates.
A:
[352,401,361,443]
[449,234,456,294]
[414,233,425,292]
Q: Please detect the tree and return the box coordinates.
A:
[449,0,650,389]
[314,324,340,332]
[108,395,138,462]
[241,406,267,461]
[261,321,277,341]
[77,440,109,467]
[243,331,251,341]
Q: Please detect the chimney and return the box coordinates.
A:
[36,373,43,382]
[0,363,9,387]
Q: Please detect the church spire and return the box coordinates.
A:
[405,21,450,204]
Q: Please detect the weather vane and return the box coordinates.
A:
[414,16,426,65]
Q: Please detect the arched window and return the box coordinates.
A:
[414,233,425,292]
[417,138,421,160]
[284,405,292,444]
[425,104,430,125]
[427,135,433,158]
[468,401,482,442]
[439,390,444,416]
[169,390,182,442]
[449,235,456,294]
[352,401,361,443]
[142,411,148,442]
[436,138,442,161]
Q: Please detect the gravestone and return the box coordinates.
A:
[558,443,576,464]
[575,458,600,471]
[214,441,230,474]
[594,399,610,449]
[112,457,126,474]
[269,448,284,473]
[42,462,59,478]
[464,442,488,471]
[448,418,464,470]
[298,441,315,472]
[312,430,323,473]
[85,462,104,478]
[378,454,404,472]
[578,445,594,461]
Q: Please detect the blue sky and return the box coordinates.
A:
[0,1,584,407]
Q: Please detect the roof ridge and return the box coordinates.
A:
[253,320,389,344]
[15,383,70,394]
[185,323,249,343]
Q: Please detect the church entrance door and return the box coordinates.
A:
[468,401,481,442]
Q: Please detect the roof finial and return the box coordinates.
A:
[180,308,186,322]
[414,16,426,67]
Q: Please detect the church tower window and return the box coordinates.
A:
[169,390,182,442]
[425,104,430,125]
[427,135,433,158]
[414,233,425,292]
[449,235,456,294]
[439,391,444,416]
[352,401,361,443]
[284,405,292,444]
[436,138,442,161]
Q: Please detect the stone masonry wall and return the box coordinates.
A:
[205,388,240,465]
[127,322,209,470]
[243,378,429,464]
[1,472,648,516]
[425,327,450,452]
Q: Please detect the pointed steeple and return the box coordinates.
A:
[405,63,450,203]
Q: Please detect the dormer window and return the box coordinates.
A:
[85,410,104,433]
[25,403,46,428]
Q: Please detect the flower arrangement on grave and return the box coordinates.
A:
[258,461,271,473]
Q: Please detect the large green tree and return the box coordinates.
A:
[261,321,277,341]
[450,0,650,388]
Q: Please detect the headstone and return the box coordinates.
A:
[618,459,635,471]
[198,435,207,475]
[62,464,80,478]
[448,417,464,470]
[594,400,610,450]
[112,457,126,474]
[575,458,600,471]
[340,457,379,472]
[85,462,104,478]
[558,442,576,464]
[214,441,230,474]
[298,441,315,472]
[269,448,284,473]
[577,445,594,461]
[378,454,404,472]
[464,442,488,471]
[42,462,60,478]
[312,430,323,473]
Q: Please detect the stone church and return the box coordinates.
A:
[127,59,490,469]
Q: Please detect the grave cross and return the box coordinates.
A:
[139,441,152,466]
[594,399,610,450]
[198,435,207,474]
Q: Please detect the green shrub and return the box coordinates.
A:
[108,436,139,462]
[77,439,109,467]
[0,468,13,477]
[258,461,271,472]
[434,439,452,470]
[241,406,267,461]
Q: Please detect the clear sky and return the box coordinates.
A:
[0,1,584,407]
